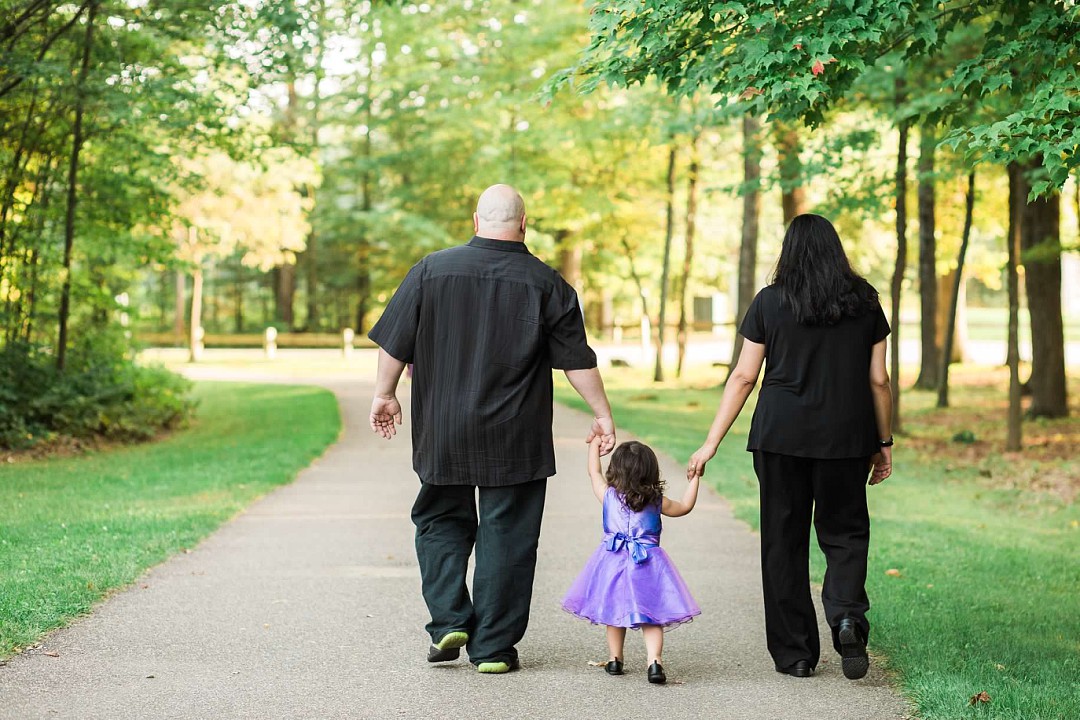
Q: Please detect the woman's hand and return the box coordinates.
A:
[869,446,892,485]
[687,444,718,480]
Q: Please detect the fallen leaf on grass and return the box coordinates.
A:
[43,651,59,658]
[885,568,902,577]
[994,664,1005,671]
[969,691,991,706]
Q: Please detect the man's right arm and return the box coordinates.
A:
[564,367,616,456]
[370,348,407,439]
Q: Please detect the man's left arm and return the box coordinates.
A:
[564,367,616,455]
[546,282,616,455]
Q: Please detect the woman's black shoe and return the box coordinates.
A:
[647,661,666,684]
[838,619,869,680]
[605,659,623,675]
[777,660,814,677]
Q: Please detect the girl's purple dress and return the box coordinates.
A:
[562,487,700,629]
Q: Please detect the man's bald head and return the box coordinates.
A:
[474,184,527,241]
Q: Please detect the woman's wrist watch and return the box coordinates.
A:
[879,436,894,448]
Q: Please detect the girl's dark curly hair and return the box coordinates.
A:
[606,441,665,512]
[772,214,879,326]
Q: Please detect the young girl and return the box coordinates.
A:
[562,437,701,684]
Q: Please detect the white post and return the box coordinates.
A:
[116,292,130,340]
[613,315,624,344]
[342,328,355,358]
[264,327,277,360]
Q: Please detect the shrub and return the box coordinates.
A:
[0,332,195,451]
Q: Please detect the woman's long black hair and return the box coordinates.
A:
[772,214,879,326]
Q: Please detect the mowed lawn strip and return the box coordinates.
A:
[555,368,1080,720]
[0,382,341,658]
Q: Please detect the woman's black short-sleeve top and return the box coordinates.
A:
[739,284,891,459]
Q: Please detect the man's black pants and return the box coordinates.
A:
[410,478,547,665]
[752,451,871,671]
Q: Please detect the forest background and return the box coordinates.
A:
[2,0,1078,452]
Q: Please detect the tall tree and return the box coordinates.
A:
[889,79,909,432]
[654,145,677,382]
[775,120,807,224]
[1019,160,1068,417]
[729,114,761,376]
[56,0,97,371]
[914,124,938,390]
[1006,163,1024,451]
[676,130,701,378]
[937,170,975,408]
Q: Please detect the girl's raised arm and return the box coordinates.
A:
[662,474,700,518]
[587,436,608,502]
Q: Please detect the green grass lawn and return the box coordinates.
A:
[556,367,1080,720]
[0,382,340,658]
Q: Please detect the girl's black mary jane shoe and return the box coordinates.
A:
[647,661,666,684]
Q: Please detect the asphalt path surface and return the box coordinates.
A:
[0,378,912,719]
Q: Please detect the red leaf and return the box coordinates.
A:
[793,43,803,50]
[740,86,764,100]
[969,691,992,706]
[812,60,825,76]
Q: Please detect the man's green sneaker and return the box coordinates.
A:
[427,631,469,663]
[476,658,520,674]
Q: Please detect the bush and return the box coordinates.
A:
[0,332,195,450]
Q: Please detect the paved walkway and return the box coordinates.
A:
[0,379,911,719]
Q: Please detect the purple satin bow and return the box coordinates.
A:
[604,531,659,564]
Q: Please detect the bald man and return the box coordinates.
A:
[368,184,615,673]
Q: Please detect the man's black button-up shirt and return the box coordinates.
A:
[368,236,598,486]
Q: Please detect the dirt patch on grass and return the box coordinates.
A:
[2,429,181,465]
[902,367,1080,504]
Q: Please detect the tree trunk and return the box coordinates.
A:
[304,3,325,333]
[653,146,677,383]
[676,132,701,377]
[274,263,296,328]
[890,81,908,432]
[1019,160,1068,417]
[775,120,806,224]
[355,79,373,335]
[233,257,244,332]
[56,0,97,371]
[620,235,651,341]
[935,271,965,363]
[914,124,938,390]
[174,269,186,341]
[189,262,203,363]
[937,171,975,408]
[557,231,583,294]
[355,271,370,334]
[728,115,762,377]
[1006,163,1023,451]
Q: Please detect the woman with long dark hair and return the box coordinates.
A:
[687,214,894,680]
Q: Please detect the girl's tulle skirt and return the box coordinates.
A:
[561,543,700,630]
